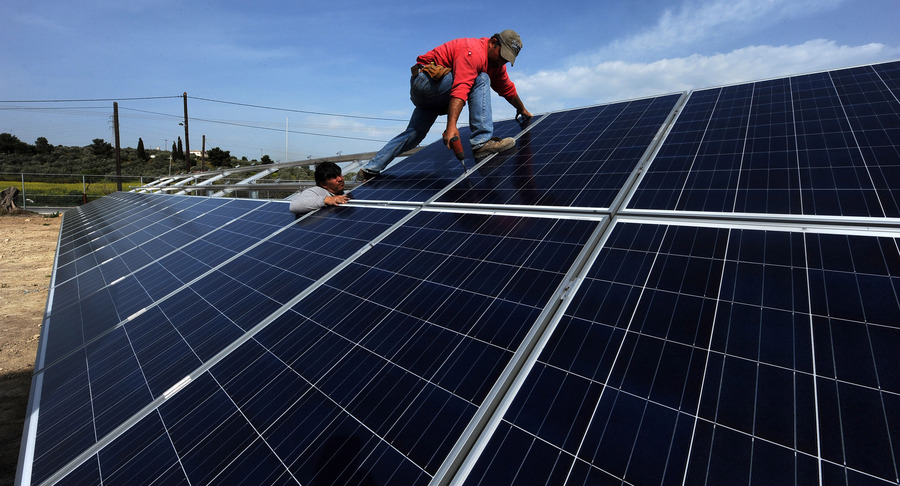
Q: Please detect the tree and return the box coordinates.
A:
[90,138,113,157]
[171,141,180,161]
[261,154,273,164]
[137,138,149,162]
[206,147,231,168]
[176,137,183,161]
[35,137,52,155]
[0,133,30,155]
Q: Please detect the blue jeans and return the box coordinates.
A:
[362,71,493,174]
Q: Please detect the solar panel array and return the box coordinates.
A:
[18,60,900,485]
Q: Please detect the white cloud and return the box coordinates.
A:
[594,0,846,61]
[513,40,900,113]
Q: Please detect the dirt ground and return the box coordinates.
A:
[0,211,62,486]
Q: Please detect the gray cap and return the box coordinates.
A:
[496,29,523,66]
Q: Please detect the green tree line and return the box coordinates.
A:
[0,133,277,176]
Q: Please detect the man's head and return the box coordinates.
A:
[314,161,344,195]
[491,30,522,66]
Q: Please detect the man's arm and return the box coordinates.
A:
[289,186,346,215]
[504,94,532,120]
[443,97,466,148]
[324,194,349,206]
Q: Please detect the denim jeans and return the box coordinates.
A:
[362,71,494,174]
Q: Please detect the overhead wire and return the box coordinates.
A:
[0,96,181,103]
[0,95,405,123]
[0,94,407,156]
[190,96,407,122]
[115,107,393,143]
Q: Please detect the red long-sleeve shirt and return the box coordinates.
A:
[415,37,518,102]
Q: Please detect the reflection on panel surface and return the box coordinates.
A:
[440,95,681,208]
[347,118,528,203]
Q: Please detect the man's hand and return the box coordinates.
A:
[324,195,349,206]
[444,98,466,148]
[442,128,460,149]
[505,94,532,122]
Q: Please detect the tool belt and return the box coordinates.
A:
[411,62,451,80]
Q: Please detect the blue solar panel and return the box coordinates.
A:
[18,60,900,486]
[26,200,412,485]
[440,94,682,208]
[39,195,290,367]
[464,222,900,485]
[348,118,527,203]
[32,210,599,484]
[628,61,900,216]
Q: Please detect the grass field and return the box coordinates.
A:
[0,179,144,194]
[0,179,144,206]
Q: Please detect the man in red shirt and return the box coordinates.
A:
[359,30,533,180]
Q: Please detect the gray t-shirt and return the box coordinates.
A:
[289,185,333,215]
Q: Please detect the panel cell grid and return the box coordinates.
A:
[39,211,599,485]
[27,204,410,485]
[465,222,900,485]
[629,61,900,216]
[349,118,526,203]
[439,94,681,208]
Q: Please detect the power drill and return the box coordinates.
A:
[447,135,467,170]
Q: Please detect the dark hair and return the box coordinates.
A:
[314,161,342,186]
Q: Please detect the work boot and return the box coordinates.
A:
[472,137,516,158]
[356,169,377,182]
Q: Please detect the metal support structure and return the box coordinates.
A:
[210,167,278,197]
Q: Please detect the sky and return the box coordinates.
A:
[2,0,898,163]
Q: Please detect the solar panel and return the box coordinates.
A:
[17,59,900,485]
[41,195,287,365]
[627,62,900,216]
[463,221,900,484]
[25,198,413,485]
[29,207,602,484]
[439,94,682,209]
[347,116,528,204]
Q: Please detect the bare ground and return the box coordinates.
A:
[0,212,62,486]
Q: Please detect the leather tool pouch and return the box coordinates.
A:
[413,62,451,80]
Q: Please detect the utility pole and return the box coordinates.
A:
[183,92,191,173]
[113,102,122,191]
[201,135,206,172]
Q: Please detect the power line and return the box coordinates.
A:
[190,96,407,122]
[191,117,390,143]
[1,94,407,123]
[117,107,392,143]
[118,107,182,120]
[0,95,181,103]
[0,106,109,110]
[1,94,404,147]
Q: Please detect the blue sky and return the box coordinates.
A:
[2,0,898,163]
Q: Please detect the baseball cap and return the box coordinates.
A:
[496,29,523,66]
